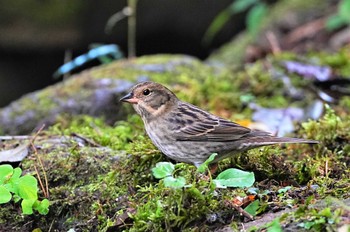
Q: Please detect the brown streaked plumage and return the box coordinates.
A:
[120,82,318,167]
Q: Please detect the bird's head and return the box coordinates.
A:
[120,82,178,120]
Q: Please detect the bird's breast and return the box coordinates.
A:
[145,120,174,150]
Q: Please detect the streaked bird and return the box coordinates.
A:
[120,82,318,167]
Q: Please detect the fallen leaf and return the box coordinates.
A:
[0,144,29,163]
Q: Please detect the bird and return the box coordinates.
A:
[120,81,318,167]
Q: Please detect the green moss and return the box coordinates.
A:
[314,47,350,76]
[302,105,349,143]
[2,47,350,230]
[49,114,144,151]
[3,115,248,231]
[339,96,350,112]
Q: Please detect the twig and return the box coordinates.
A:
[33,165,46,199]
[127,0,138,58]
[71,132,102,147]
[63,49,73,80]
[30,124,49,198]
[0,135,32,140]
[286,17,326,44]
[105,7,131,34]
[232,204,254,221]
[241,222,246,232]
[48,218,55,232]
[22,220,34,229]
[266,31,281,55]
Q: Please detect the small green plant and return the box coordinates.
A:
[203,0,268,45]
[152,162,186,189]
[213,168,255,188]
[152,153,255,189]
[197,153,218,173]
[266,218,283,232]
[277,186,292,194]
[244,199,259,216]
[297,207,342,231]
[326,0,350,31]
[0,164,49,215]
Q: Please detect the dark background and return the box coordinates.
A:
[0,0,246,107]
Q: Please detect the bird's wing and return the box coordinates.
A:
[169,102,251,142]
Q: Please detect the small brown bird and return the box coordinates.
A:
[120,82,318,167]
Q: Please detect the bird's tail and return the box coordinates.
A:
[238,136,318,150]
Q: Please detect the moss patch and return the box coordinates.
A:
[1,48,350,230]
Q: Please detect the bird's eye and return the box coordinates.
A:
[143,89,151,95]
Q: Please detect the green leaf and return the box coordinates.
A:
[163,176,186,189]
[6,167,22,194]
[202,9,232,45]
[278,186,292,194]
[12,194,21,203]
[202,0,260,45]
[97,55,114,64]
[12,168,22,180]
[319,207,332,217]
[301,221,316,230]
[21,199,36,215]
[339,0,350,22]
[244,200,259,216]
[197,153,217,173]
[18,175,38,200]
[246,3,267,35]
[230,0,258,13]
[267,218,283,232]
[0,185,12,204]
[33,199,50,215]
[213,168,255,188]
[0,164,13,184]
[187,187,205,201]
[247,187,259,195]
[152,162,174,179]
[326,15,346,31]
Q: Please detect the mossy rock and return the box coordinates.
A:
[0,55,227,135]
[1,48,350,231]
[1,107,349,231]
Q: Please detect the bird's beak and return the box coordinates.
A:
[120,92,139,104]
